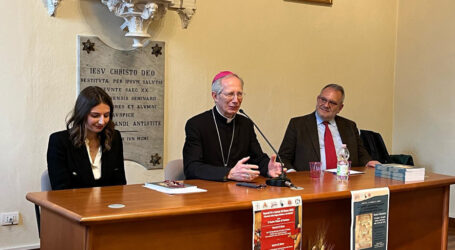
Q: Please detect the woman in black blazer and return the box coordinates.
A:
[47,86,126,190]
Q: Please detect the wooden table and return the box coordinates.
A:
[26,167,455,250]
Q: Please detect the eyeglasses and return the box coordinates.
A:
[220,91,244,99]
[317,96,339,107]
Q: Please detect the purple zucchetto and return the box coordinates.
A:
[212,71,235,84]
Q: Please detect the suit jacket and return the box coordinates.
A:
[183,108,270,181]
[47,130,126,190]
[278,112,371,171]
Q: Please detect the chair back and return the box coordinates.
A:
[35,169,53,237]
[164,159,185,181]
[41,169,52,191]
[360,130,392,163]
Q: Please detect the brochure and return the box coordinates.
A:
[144,180,207,194]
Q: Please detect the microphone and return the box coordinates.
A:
[238,109,291,187]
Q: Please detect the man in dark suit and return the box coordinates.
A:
[278,84,379,171]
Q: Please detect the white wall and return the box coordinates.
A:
[0,0,397,248]
[394,0,455,217]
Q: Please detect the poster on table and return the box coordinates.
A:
[351,187,389,250]
[252,196,302,250]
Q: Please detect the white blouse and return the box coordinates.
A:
[85,139,102,180]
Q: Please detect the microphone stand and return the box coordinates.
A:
[239,109,291,187]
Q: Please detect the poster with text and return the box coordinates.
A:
[351,187,389,250]
[252,196,302,250]
[78,36,164,169]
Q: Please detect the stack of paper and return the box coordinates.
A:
[375,164,425,182]
[144,181,207,194]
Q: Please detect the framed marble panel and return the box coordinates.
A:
[77,36,164,170]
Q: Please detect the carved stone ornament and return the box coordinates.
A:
[47,0,61,16]
[175,7,195,29]
[170,0,196,29]
[45,0,196,48]
[101,0,197,48]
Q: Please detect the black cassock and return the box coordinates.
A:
[183,107,270,181]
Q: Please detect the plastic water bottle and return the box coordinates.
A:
[336,144,350,181]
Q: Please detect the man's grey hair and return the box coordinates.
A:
[321,83,345,103]
[212,74,244,94]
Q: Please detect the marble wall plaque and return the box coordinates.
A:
[78,36,164,169]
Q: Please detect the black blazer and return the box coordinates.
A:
[278,112,371,171]
[47,130,126,190]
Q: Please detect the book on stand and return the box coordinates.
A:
[144,180,207,194]
[375,163,425,182]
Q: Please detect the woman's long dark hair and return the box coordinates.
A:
[66,86,115,151]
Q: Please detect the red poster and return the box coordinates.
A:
[253,196,302,250]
